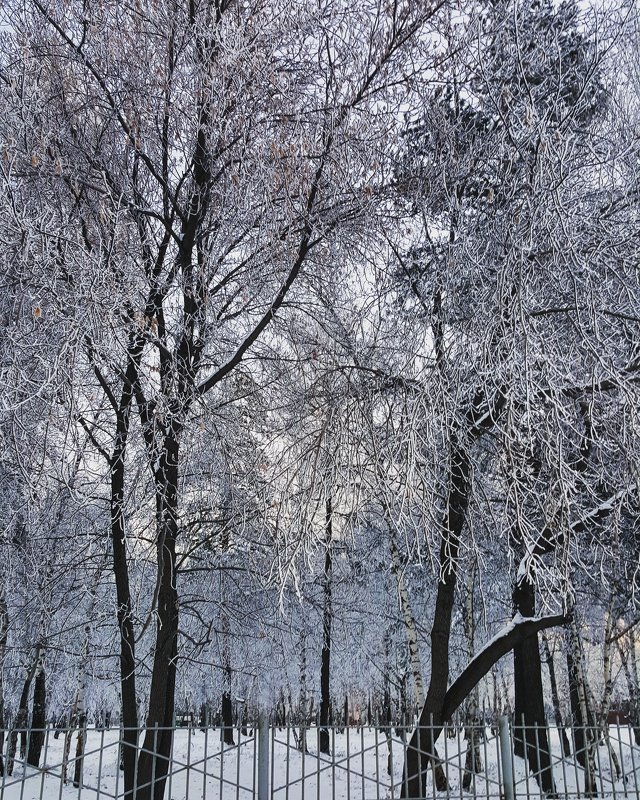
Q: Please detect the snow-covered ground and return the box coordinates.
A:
[2,724,640,799]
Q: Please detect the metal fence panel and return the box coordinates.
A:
[1,718,639,799]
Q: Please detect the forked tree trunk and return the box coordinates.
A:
[402,391,504,799]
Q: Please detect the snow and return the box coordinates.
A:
[2,723,640,799]
[469,611,548,656]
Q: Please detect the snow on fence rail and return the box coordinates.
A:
[1,716,639,799]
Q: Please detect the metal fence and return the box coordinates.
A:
[1,716,639,799]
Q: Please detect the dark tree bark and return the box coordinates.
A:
[402,432,471,798]
[73,706,87,788]
[319,497,333,755]
[7,647,41,776]
[220,602,235,746]
[27,666,46,768]
[221,691,235,746]
[402,391,505,799]
[219,484,235,747]
[111,423,139,796]
[108,347,143,800]
[440,614,566,723]
[135,429,180,800]
[86,331,146,797]
[402,611,565,799]
[513,577,556,796]
[295,631,310,752]
[0,592,8,777]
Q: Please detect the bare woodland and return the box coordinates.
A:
[0,0,639,798]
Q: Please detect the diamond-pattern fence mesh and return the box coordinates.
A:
[1,717,639,799]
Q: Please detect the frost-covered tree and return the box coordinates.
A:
[391,0,640,794]
[0,0,447,796]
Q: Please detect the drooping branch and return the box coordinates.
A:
[516,486,634,588]
[441,613,567,722]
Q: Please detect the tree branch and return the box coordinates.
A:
[441,613,567,721]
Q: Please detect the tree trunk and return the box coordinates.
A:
[541,632,571,757]
[389,527,425,708]
[566,619,597,797]
[220,607,235,746]
[220,482,235,746]
[62,705,77,784]
[513,576,556,795]
[73,707,87,788]
[135,430,180,800]
[221,690,235,745]
[462,722,483,791]
[111,390,140,799]
[382,633,394,775]
[296,630,309,752]
[72,639,89,789]
[402,433,471,798]
[462,564,483,790]
[319,497,333,755]
[401,611,566,798]
[0,591,8,776]
[617,630,640,745]
[7,646,41,776]
[597,603,621,779]
[27,660,46,768]
[599,603,615,728]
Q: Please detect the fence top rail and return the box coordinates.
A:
[1,720,638,731]
[3,723,637,741]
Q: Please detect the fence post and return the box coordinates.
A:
[258,711,269,800]
[499,715,515,800]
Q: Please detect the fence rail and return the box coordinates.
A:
[1,717,639,799]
